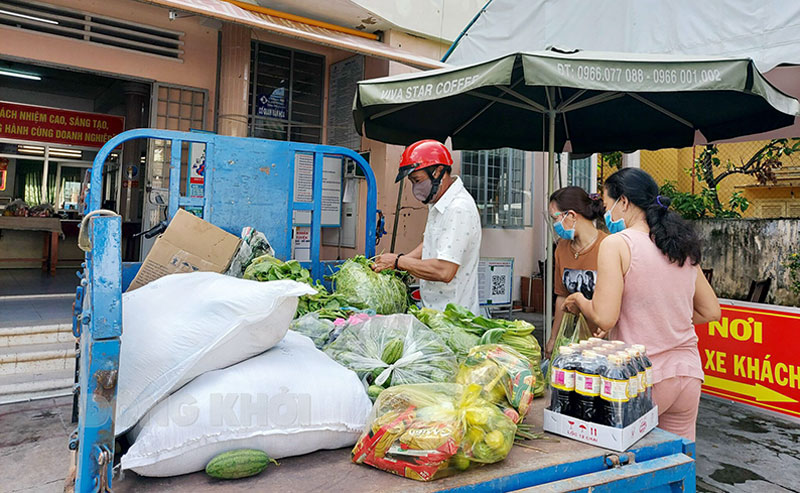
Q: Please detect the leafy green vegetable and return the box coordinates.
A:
[244,255,350,319]
[410,305,480,361]
[329,256,409,315]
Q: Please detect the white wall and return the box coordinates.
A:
[479,151,548,302]
[355,0,486,44]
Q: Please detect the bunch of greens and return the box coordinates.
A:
[410,305,480,361]
[329,256,409,315]
[243,255,350,320]
[436,304,545,397]
[243,255,312,283]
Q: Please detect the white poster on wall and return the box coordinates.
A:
[293,226,311,262]
[294,153,314,203]
[478,257,514,306]
[322,156,343,226]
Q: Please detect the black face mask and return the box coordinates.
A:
[413,166,444,204]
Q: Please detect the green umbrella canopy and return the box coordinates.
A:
[354,50,800,153]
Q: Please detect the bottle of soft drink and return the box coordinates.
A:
[633,344,654,411]
[625,347,650,419]
[600,354,629,428]
[618,351,641,424]
[575,350,603,422]
[550,347,577,415]
[626,346,652,413]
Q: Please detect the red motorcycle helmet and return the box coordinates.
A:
[395,139,453,183]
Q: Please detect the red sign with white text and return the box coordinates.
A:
[696,299,800,420]
[0,101,124,148]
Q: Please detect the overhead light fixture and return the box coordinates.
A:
[17,145,44,156]
[0,69,41,81]
[17,145,83,158]
[0,8,58,25]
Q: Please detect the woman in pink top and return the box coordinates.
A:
[563,168,720,441]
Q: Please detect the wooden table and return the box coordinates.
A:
[0,216,64,275]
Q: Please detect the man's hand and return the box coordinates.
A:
[372,253,398,273]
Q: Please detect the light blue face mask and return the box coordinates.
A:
[552,211,575,240]
[604,199,626,234]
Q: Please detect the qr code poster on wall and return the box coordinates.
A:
[478,258,514,306]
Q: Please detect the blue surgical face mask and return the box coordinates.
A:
[552,212,575,240]
[604,199,626,234]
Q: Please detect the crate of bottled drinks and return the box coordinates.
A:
[543,339,659,451]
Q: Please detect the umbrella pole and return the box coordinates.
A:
[390,179,404,253]
[544,111,556,352]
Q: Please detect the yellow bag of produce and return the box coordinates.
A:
[352,383,516,481]
[456,344,535,423]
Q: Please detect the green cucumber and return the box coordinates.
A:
[205,449,278,479]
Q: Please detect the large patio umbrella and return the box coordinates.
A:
[353,50,800,334]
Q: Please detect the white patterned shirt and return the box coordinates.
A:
[420,176,482,314]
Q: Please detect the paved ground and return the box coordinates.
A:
[0,269,79,297]
[0,269,76,328]
[696,397,800,492]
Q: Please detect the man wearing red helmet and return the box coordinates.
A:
[373,140,481,314]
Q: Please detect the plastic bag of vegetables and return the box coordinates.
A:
[330,256,408,315]
[289,312,337,349]
[410,305,480,361]
[439,304,546,397]
[456,344,535,423]
[352,383,516,481]
[325,314,458,395]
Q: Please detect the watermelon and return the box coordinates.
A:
[381,338,404,365]
[205,449,278,479]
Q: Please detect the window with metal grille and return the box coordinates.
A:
[249,41,325,144]
[462,148,527,228]
[0,0,184,59]
[568,155,592,192]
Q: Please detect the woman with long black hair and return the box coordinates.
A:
[564,168,720,440]
[544,186,607,359]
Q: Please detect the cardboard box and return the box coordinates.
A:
[127,209,241,291]
[543,406,659,452]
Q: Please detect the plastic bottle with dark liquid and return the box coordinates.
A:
[575,350,603,422]
[633,344,655,412]
[600,354,629,428]
[550,346,578,415]
[618,351,641,424]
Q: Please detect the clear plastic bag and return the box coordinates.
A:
[410,306,480,361]
[351,383,517,481]
[289,312,336,349]
[331,257,408,315]
[225,227,274,278]
[546,312,592,388]
[456,344,535,423]
[325,314,458,388]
